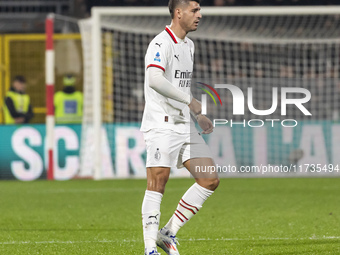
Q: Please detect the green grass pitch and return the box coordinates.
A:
[0,178,339,255]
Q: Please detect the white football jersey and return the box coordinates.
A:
[140,26,195,133]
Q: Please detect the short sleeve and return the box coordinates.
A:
[145,39,169,72]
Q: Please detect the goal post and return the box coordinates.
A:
[80,6,340,179]
[43,13,82,180]
[92,11,103,180]
[45,13,55,180]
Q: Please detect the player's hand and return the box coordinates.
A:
[15,117,25,124]
[197,114,213,134]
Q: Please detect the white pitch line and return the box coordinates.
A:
[26,187,187,194]
[185,236,340,241]
[1,236,339,245]
[0,240,117,245]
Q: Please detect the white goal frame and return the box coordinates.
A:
[90,6,340,179]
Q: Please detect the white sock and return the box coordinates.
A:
[142,190,163,250]
[164,183,214,235]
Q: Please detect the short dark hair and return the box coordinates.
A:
[13,75,26,83]
[168,0,200,19]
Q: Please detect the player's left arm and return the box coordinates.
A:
[189,97,213,134]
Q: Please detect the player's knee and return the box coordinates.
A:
[148,174,169,194]
[210,177,220,191]
[198,177,219,191]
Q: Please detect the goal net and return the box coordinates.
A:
[79,7,340,179]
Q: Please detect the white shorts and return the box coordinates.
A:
[143,129,212,169]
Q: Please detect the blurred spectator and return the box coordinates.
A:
[86,0,156,10]
[153,0,169,5]
[274,0,291,5]
[280,65,294,78]
[3,75,34,124]
[85,0,340,9]
[54,74,83,124]
[214,0,247,6]
[253,0,272,5]
[214,0,226,6]
[124,0,155,5]
[73,0,88,18]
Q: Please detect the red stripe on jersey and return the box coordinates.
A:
[181,199,199,211]
[179,202,196,215]
[147,64,165,72]
[174,212,184,222]
[165,27,178,44]
[176,210,188,221]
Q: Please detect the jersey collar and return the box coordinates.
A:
[165,26,187,44]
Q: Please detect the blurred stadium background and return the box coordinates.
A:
[1,0,340,180]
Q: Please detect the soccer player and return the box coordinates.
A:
[140,1,219,254]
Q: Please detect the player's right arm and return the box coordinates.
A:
[145,38,213,133]
[148,67,191,105]
[146,39,191,105]
[188,97,213,134]
[148,65,213,133]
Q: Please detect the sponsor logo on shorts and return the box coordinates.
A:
[155,148,161,161]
